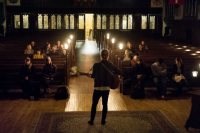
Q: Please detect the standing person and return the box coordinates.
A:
[41,56,56,95]
[88,49,121,125]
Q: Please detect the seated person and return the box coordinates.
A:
[45,42,52,55]
[171,57,188,96]
[151,58,168,99]
[131,57,146,99]
[123,49,131,61]
[24,44,34,58]
[33,50,44,59]
[19,57,39,100]
[41,56,56,95]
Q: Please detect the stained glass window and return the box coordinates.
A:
[51,15,56,29]
[149,16,155,29]
[14,15,20,29]
[96,14,101,29]
[70,14,74,29]
[128,15,132,29]
[78,15,84,29]
[109,15,114,29]
[122,15,127,29]
[115,15,119,29]
[102,15,106,29]
[38,14,43,29]
[22,15,29,29]
[141,15,147,29]
[57,15,62,29]
[64,15,69,29]
[44,14,48,29]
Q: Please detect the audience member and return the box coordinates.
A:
[171,57,188,96]
[41,56,56,95]
[151,58,168,99]
[33,50,44,59]
[45,42,52,55]
[131,57,146,99]
[24,44,34,58]
[126,41,136,59]
[19,57,39,100]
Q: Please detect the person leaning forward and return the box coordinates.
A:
[88,49,121,125]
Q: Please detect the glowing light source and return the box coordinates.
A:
[177,47,183,50]
[67,39,71,44]
[64,43,69,50]
[118,43,124,50]
[175,44,179,47]
[192,71,198,77]
[106,33,110,40]
[191,53,197,56]
[182,46,187,48]
[111,38,115,44]
[196,51,200,54]
[168,43,173,46]
[70,34,74,40]
[185,49,191,52]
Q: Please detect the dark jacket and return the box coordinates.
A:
[92,60,121,87]
[42,63,56,78]
[20,64,36,81]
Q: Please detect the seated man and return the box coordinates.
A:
[20,57,40,100]
[151,58,168,99]
[41,56,56,95]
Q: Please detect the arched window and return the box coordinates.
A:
[23,15,29,29]
[38,14,43,29]
[44,14,48,29]
[141,15,147,29]
[128,15,132,30]
[14,15,20,29]
[64,15,69,29]
[96,14,101,29]
[102,15,107,29]
[122,15,127,29]
[78,15,85,29]
[109,15,114,29]
[115,15,119,29]
[51,15,56,29]
[57,15,62,29]
[70,14,74,29]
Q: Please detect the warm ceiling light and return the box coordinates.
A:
[64,43,69,50]
[182,46,187,48]
[177,47,183,50]
[175,45,179,46]
[185,49,191,52]
[111,38,115,44]
[191,53,197,56]
[196,51,200,54]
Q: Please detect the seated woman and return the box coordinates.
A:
[131,56,146,99]
[171,57,188,96]
[33,50,44,59]
[24,44,34,58]
[19,57,39,100]
[41,56,56,95]
[45,42,52,55]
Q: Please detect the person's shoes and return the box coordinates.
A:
[88,120,93,125]
[101,120,106,125]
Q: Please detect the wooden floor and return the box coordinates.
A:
[0,75,191,133]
